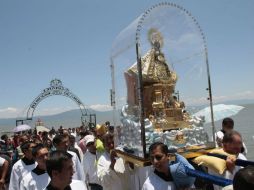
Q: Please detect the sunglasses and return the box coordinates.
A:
[151,155,164,161]
[87,142,95,146]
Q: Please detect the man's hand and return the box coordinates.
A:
[226,156,236,173]
[0,178,5,190]
[127,161,134,170]
[110,150,117,170]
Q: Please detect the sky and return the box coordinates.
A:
[0,0,253,119]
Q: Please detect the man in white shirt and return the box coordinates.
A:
[215,117,234,147]
[142,142,177,190]
[97,133,131,190]
[44,150,87,190]
[9,141,37,190]
[20,143,50,190]
[210,130,247,190]
[83,135,102,190]
[215,118,247,155]
[69,135,83,162]
[142,142,195,190]
[53,134,85,182]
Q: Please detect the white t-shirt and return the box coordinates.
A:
[9,159,36,190]
[83,151,100,185]
[70,180,87,190]
[142,171,176,190]
[67,150,85,182]
[20,170,50,190]
[215,131,224,147]
[97,152,131,190]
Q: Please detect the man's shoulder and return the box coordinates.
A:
[84,151,95,159]
[67,150,78,159]
[70,180,87,190]
[97,152,110,166]
[144,172,176,189]
[83,152,94,164]
[238,153,247,160]
[12,159,23,168]
[98,152,108,160]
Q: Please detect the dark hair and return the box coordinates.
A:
[20,141,32,152]
[102,133,114,144]
[52,134,68,146]
[42,131,48,137]
[233,166,254,190]
[32,143,47,157]
[69,135,75,140]
[222,130,241,144]
[79,130,90,138]
[1,134,8,140]
[109,126,114,131]
[46,150,72,178]
[222,117,234,128]
[149,142,168,155]
[19,135,28,143]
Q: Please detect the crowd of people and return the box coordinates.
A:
[0,118,253,190]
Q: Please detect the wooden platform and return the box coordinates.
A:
[115,150,151,167]
[115,144,216,167]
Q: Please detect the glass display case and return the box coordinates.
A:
[110,2,216,161]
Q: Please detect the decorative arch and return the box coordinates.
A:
[24,79,94,126]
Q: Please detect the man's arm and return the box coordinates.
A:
[0,158,9,188]
[97,153,119,188]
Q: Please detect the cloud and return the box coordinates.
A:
[184,97,208,106]
[0,106,77,119]
[213,90,254,103]
[184,90,254,106]
[34,107,75,116]
[0,107,20,118]
[35,104,114,115]
[88,104,113,112]
[235,91,254,98]
[0,104,113,119]
[0,107,18,113]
